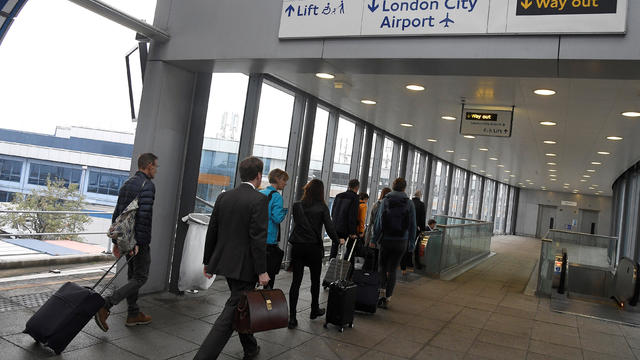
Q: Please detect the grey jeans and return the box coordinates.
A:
[104,244,151,317]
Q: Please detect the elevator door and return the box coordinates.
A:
[579,209,599,234]
[536,205,558,238]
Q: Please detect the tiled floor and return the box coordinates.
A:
[1,235,639,359]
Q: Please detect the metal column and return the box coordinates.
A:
[491,181,499,227]
[399,144,409,180]
[503,185,511,234]
[358,125,374,194]
[389,142,401,184]
[234,74,263,185]
[511,187,520,235]
[443,165,454,215]
[294,98,317,201]
[322,110,339,202]
[350,123,364,181]
[424,157,433,209]
[477,177,486,220]
[367,133,385,212]
[461,171,471,218]
[168,72,212,293]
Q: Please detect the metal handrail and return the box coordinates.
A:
[0,210,111,215]
[435,214,486,223]
[195,196,215,209]
[547,228,618,240]
[436,221,493,229]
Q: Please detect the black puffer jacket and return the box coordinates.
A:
[290,201,339,246]
[112,171,155,246]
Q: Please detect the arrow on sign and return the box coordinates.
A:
[520,0,532,9]
[368,0,379,13]
[285,4,295,16]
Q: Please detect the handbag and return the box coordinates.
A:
[233,289,288,334]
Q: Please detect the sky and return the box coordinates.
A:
[0,0,157,135]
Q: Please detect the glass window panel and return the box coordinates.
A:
[379,138,394,188]
[253,82,295,190]
[197,73,249,212]
[466,174,482,219]
[0,190,15,202]
[308,107,329,181]
[27,163,81,187]
[481,179,495,222]
[449,168,467,217]
[86,170,128,196]
[329,117,356,201]
[0,158,22,182]
[430,160,450,217]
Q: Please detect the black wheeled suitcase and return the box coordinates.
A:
[24,256,130,354]
[352,269,379,314]
[323,242,356,289]
[324,280,357,332]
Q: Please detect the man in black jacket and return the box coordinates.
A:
[95,153,157,332]
[329,179,360,259]
[194,156,270,360]
[412,190,426,270]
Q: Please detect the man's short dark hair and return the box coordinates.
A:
[392,178,407,192]
[138,153,158,169]
[348,179,360,189]
[428,219,437,226]
[239,157,264,182]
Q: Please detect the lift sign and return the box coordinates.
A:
[516,0,617,16]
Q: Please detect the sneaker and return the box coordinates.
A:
[309,308,326,319]
[125,312,152,327]
[94,307,110,332]
[243,345,260,360]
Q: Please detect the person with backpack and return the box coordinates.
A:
[287,179,340,329]
[259,169,289,289]
[371,178,416,309]
[365,187,391,247]
[330,179,360,259]
[94,153,158,332]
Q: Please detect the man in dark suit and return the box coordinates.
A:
[194,156,270,360]
[329,179,359,259]
[412,190,427,270]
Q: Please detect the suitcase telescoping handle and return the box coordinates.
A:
[91,255,135,295]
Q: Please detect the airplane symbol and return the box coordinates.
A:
[439,13,454,27]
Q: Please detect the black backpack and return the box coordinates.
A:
[382,196,410,237]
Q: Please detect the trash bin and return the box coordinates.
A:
[178,213,215,291]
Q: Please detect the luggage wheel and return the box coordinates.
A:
[323,323,328,328]
[349,323,354,328]
[339,327,344,333]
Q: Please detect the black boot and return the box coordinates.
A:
[309,308,326,319]
[288,315,298,329]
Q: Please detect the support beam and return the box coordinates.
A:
[399,144,409,180]
[322,110,339,202]
[235,74,263,185]
[443,165,454,215]
[462,170,471,219]
[389,142,401,183]
[294,98,316,201]
[477,177,486,220]
[67,0,170,42]
[350,123,364,181]
[491,181,499,226]
[358,125,374,194]
[424,156,433,213]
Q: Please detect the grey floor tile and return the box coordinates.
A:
[475,329,529,351]
[83,312,140,342]
[295,336,367,360]
[254,327,316,348]
[579,329,635,358]
[372,337,424,358]
[142,305,197,329]
[222,336,289,360]
[61,342,145,360]
[422,303,464,322]
[535,310,578,328]
[389,324,436,344]
[269,348,326,360]
[467,340,527,360]
[0,337,37,359]
[356,349,408,360]
[527,339,582,360]
[0,308,35,336]
[577,317,623,336]
[526,352,570,360]
[413,345,465,360]
[157,318,214,345]
[4,331,101,356]
[452,308,492,329]
[111,327,199,359]
[582,349,635,360]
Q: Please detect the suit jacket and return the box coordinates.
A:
[203,183,268,282]
[412,197,426,233]
[331,190,359,236]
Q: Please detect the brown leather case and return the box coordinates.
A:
[233,289,288,334]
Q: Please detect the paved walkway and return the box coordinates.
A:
[1,235,639,359]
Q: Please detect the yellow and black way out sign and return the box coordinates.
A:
[516,0,617,16]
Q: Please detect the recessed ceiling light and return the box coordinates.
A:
[622,111,640,118]
[480,170,486,173]
[547,162,557,166]
[591,161,602,165]
[545,153,557,157]
[488,174,493,177]
[489,157,498,161]
[592,185,599,187]
[406,84,425,91]
[522,185,527,188]
[539,121,557,126]
[587,169,596,173]
[315,73,335,79]
[510,175,516,177]
[504,179,510,181]
[505,170,511,173]
[361,99,376,105]
[597,151,610,155]
[550,174,557,177]
[518,183,523,185]
[479,148,489,151]
[459,158,468,161]
[442,116,456,121]
[400,123,414,127]
[548,169,557,172]
[543,140,557,144]
[564,183,570,186]
[589,187,595,190]
[446,150,455,153]
[580,179,587,182]
[464,135,476,139]
[427,138,438,142]
[583,175,591,178]
[529,183,535,185]
[525,179,531,182]
[550,179,557,181]
[471,165,477,168]
[498,164,505,168]
[534,89,556,96]
[607,136,623,141]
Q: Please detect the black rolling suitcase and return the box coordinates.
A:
[323,242,355,289]
[324,280,357,332]
[24,256,130,354]
[352,269,379,314]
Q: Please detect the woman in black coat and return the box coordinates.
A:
[287,179,340,329]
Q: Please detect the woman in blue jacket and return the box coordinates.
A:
[259,169,289,289]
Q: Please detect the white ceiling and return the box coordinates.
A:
[273,73,640,196]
